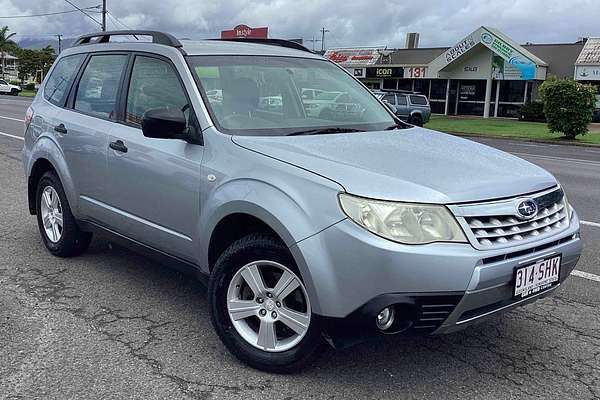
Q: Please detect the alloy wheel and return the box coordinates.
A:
[226,260,311,352]
[40,186,63,243]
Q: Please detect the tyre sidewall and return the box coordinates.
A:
[209,236,322,373]
[35,171,88,256]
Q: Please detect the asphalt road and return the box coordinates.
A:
[1,94,599,399]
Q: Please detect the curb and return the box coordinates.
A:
[444,131,600,148]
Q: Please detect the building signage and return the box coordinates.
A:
[480,30,535,80]
[353,68,366,78]
[365,67,404,78]
[221,24,268,39]
[405,66,427,78]
[324,48,383,66]
[575,66,600,81]
[445,36,476,63]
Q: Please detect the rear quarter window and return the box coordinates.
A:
[409,95,428,106]
[43,54,84,106]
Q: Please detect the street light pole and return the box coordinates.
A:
[102,0,107,32]
[56,34,62,53]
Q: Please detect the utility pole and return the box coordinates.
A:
[102,0,107,31]
[307,36,321,52]
[56,34,63,54]
[320,27,329,53]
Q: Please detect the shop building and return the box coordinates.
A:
[325,26,593,118]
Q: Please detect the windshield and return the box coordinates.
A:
[187,55,397,136]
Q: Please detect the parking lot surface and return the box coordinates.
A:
[1,94,599,399]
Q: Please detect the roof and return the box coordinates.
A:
[390,47,447,65]
[524,43,584,78]
[576,38,600,65]
[0,52,18,60]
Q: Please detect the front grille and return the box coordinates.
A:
[461,188,569,249]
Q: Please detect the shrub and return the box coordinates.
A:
[539,78,596,139]
[8,80,20,86]
[24,82,35,91]
[519,101,546,122]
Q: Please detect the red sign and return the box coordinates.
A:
[221,24,268,39]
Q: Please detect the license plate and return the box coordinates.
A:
[513,255,561,299]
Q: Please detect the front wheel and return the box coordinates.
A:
[10,88,19,96]
[208,234,322,373]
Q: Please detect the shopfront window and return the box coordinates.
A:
[430,80,447,100]
[498,80,526,103]
[382,79,397,90]
[458,80,487,102]
[397,80,413,91]
[413,79,430,97]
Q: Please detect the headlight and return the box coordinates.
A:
[338,193,467,245]
[559,183,572,221]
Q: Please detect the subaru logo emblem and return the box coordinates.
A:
[516,199,538,219]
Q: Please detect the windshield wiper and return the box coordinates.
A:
[287,127,363,136]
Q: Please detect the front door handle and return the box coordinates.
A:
[109,140,128,153]
[54,123,67,134]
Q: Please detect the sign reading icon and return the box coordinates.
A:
[221,24,268,39]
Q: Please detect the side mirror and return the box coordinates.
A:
[141,107,187,140]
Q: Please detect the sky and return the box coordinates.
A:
[1,0,600,49]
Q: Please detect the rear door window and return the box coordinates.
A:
[74,54,128,119]
[397,95,408,106]
[44,54,84,106]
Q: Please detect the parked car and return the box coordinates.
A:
[372,89,431,126]
[0,79,22,95]
[23,31,581,373]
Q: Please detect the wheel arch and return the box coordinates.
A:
[26,138,78,217]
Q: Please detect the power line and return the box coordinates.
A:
[63,0,102,26]
[106,11,133,31]
[0,7,99,19]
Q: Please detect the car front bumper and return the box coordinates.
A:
[291,210,581,345]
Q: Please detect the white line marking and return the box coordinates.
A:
[581,220,600,228]
[0,115,24,122]
[0,131,24,141]
[512,152,600,167]
[571,270,600,283]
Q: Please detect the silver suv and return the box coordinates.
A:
[22,31,582,373]
[373,89,431,126]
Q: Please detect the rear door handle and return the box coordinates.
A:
[109,140,128,153]
[54,123,67,134]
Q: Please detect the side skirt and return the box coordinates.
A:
[77,220,209,286]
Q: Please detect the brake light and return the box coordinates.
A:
[25,106,33,128]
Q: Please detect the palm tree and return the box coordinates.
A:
[0,26,17,79]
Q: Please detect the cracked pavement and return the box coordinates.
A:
[1,96,600,399]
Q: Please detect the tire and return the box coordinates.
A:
[35,171,92,257]
[409,114,423,127]
[10,89,18,96]
[208,233,322,373]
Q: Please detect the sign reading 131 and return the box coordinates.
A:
[407,67,426,78]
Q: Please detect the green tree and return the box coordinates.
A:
[16,46,55,83]
[0,26,18,79]
[539,77,596,139]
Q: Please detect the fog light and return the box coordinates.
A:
[376,307,395,331]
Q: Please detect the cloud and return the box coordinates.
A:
[1,0,599,48]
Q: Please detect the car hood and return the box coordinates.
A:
[231,127,557,204]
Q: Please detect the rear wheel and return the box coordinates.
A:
[10,88,18,96]
[208,234,322,373]
[409,114,423,127]
[35,171,92,257]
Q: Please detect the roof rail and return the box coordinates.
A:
[212,38,313,53]
[73,30,182,48]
